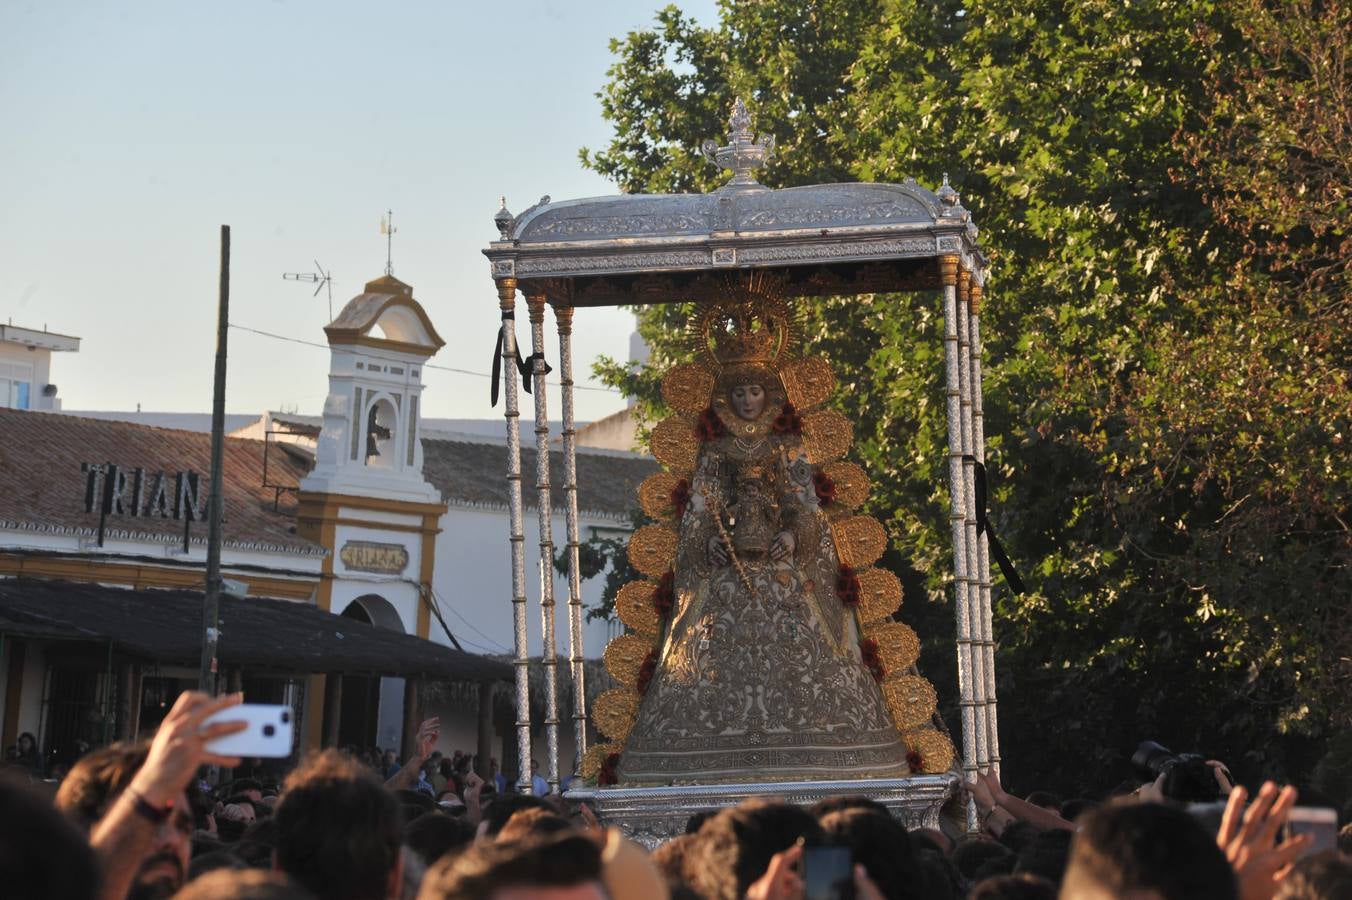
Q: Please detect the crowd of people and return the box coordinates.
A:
[2,690,1350,899]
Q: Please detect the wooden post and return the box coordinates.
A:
[323,674,343,748]
[476,680,495,779]
[401,677,422,759]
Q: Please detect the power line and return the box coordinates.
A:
[229,323,622,393]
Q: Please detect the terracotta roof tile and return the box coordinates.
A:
[0,408,320,555]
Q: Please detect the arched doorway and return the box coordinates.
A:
[325,594,407,751]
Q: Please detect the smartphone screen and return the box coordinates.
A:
[802,845,853,900]
[1284,807,1338,857]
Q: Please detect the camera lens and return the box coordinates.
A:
[263,725,276,737]
[281,711,291,724]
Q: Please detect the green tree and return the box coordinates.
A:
[582,0,1350,793]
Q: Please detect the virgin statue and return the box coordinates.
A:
[588,286,953,786]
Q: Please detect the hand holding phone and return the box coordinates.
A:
[202,703,294,758]
[802,845,854,900]
[1284,806,1338,858]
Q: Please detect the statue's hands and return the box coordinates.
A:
[708,535,730,566]
[770,531,796,561]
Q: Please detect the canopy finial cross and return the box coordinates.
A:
[703,97,775,187]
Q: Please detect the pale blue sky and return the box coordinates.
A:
[0,0,719,421]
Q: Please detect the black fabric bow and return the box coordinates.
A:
[964,455,1027,595]
[489,314,551,407]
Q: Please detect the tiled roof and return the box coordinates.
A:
[421,438,655,519]
[0,408,321,555]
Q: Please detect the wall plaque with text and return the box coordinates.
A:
[339,541,409,574]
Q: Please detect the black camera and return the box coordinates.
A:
[1131,741,1221,803]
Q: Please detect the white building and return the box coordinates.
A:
[0,322,79,411]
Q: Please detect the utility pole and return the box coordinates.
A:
[199,225,230,692]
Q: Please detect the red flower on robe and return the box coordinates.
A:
[651,571,675,618]
[859,638,886,682]
[813,470,837,507]
[599,753,621,786]
[907,750,924,773]
[695,407,727,442]
[772,402,803,435]
[636,649,659,696]
[670,479,692,520]
[836,566,861,607]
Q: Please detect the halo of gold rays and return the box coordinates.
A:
[832,516,887,569]
[580,742,625,780]
[603,634,656,687]
[661,363,716,416]
[780,356,835,409]
[821,461,870,510]
[883,675,939,731]
[863,621,921,673]
[628,525,678,577]
[855,568,903,624]
[615,580,661,637]
[904,728,956,775]
[687,273,806,369]
[650,417,699,473]
[638,472,685,522]
[802,409,854,463]
[593,689,640,742]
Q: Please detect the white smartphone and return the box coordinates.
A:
[1284,806,1338,857]
[202,703,295,758]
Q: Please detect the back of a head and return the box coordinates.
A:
[818,806,923,900]
[1063,802,1237,900]
[809,794,891,818]
[0,775,99,900]
[688,800,825,900]
[953,837,1016,883]
[495,806,573,843]
[970,873,1057,900]
[275,749,402,900]
[1274,852,1352,900]
[53,741,148,830]
[174,869,317,900]
[1015,828,1073,886]
[404,812,476,867]
[418,832,604,900]
[481,792,550,837]
[916,848,964,900]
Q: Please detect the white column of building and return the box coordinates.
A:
[941,255,979,830]
[496,278,532,792]
[554,303,588,779]
[527,294,561,793]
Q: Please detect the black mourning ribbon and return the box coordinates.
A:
[490,312,552,407]
[964,455,1027,595]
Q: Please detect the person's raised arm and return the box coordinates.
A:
[1218,781,1309,900]
[384,717,440,792]
[91,691,245,900]
[981,770,1075,832]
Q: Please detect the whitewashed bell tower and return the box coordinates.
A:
[301,273,444,504]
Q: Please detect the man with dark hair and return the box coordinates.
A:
[972,873,1057,899]
[0,774,100,900]
[1015,827,1073,887]
[55,690,247,900]
[480,792,550,837]
[417,831,605,900]
[274,749,403,900]
[403,812,476,867]
[817,805,925,900]
[1061,802,1238,899]
[686,800,824,900]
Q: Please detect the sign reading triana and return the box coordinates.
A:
[339,540,409,575]
[81,463,208,521]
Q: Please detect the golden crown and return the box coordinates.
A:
[692,275,799,369]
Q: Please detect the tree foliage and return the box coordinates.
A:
[580,0,1350,793]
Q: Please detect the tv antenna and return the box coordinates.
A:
[380,209,397,276]
[283,260,334,321]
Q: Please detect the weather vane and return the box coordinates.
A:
[381,209,397,275]
[282,260,334,320]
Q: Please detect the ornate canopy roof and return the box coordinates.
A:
[484,99,986,308]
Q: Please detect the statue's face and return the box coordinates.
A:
[729,383,767,420]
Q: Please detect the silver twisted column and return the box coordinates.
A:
[969,279,1001,775]
[957,270,990,770]
[527,295,562,794]
[940,256,979,831]
[554,304,588,779]
[497,279,533,793]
